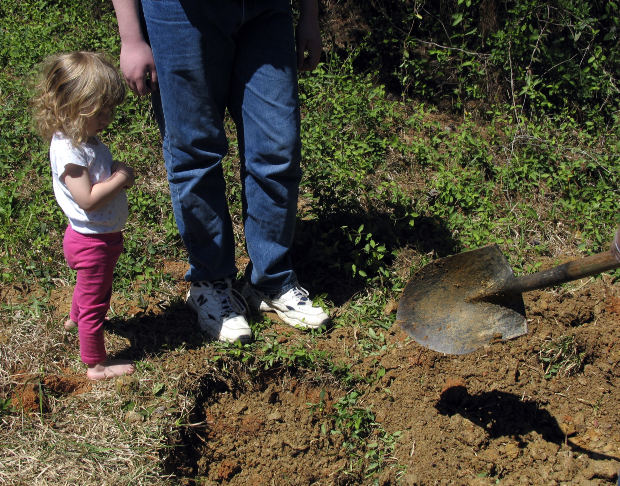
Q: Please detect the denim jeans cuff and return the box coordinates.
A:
[252,278,298,299]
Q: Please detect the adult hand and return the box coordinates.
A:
[296,8,322,72]
[120,40,158,96]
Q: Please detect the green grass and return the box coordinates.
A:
[0,0,618,484]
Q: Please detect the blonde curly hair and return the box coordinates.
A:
[32,51,126,145]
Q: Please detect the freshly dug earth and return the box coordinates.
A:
[8,267,618,484]
[160,274,619,485]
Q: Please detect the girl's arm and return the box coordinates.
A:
[111,160,136,188]
[63,163,134,212]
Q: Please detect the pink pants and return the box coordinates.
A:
[63,225,123,365]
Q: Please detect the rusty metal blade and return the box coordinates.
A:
[396,245,527,355]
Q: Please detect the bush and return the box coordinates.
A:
[328,0,620,126]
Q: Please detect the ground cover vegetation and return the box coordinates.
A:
[0,0,618,484]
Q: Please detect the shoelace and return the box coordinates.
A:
[206,280,247,317]
[287,286,310,304]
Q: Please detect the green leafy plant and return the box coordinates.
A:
[344,224,392,284]
[0,398,14,415]
[365,0,620,125]
[331,391,377,449]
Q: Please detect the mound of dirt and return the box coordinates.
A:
[163,275,619,485]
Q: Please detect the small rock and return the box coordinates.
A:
[584,460,619,481]
[460,424,484,447]
[383,299,398,315]
[267,410,283,422]
[150,405,167,419]
[124,410,144,423]
[216,459,239,481]
[427,189,439,200]
[559,417,577,437]
[502,442,520,459]
[232,403,248,415]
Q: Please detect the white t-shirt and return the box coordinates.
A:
[50,133,128,234]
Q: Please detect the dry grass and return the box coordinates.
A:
[0,294,189,485]
[0,398,171,485]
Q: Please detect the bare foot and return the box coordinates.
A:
[64,319,77,330]
[87,360,135,381]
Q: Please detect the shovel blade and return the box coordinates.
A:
[396,245,527,355]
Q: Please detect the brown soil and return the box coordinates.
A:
[6,261,619,484]
[10,372,92,414]
[158,273,619,485]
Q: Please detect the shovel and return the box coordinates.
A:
[396,230,620,355]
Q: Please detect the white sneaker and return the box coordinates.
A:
[186,279,251,343]
[244,284,329,329]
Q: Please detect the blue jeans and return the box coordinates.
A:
[142,0,301,295]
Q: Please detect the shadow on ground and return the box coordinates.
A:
[104,300,206,360]
[436,386,620,462]
[293,207,457,306]
[107,197,458,358]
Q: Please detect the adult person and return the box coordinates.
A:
[111,0,329,342]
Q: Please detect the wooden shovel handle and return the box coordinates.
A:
[510,248,620,294]
[508,228,620,294]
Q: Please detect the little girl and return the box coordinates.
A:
[32,51,136,380]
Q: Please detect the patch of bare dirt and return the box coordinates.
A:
[188,375,347,484]
[165,275,619,485]
[10,373,91,414]
[370,275,620,484]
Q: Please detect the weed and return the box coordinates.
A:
[364,430,402,479]
[0,397,14,415]
[329,390,402,479]
[539,335,587,378]
[331,390,376,449]
[344,224,393,284]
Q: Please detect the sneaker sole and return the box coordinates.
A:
[258,302,326,329]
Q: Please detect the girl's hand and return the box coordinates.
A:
[112,161,135,188]
[64,163,132,212]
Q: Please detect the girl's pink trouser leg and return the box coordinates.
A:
[63,226,122,365]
